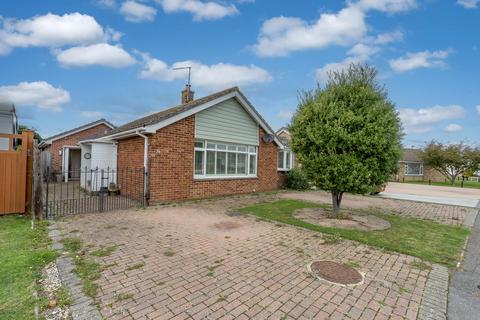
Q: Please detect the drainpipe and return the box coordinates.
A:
[135,130,149,207]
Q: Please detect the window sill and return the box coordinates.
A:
[404,174,423,176]
[194,175,258,181]
[278,168,291,172]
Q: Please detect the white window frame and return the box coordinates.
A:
[278,149,293,171]
[404,162,423,176]
[194,140,258,180]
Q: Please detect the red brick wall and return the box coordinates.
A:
[116,115,283,203]
[116,136,145,199]
[49,124,112,172]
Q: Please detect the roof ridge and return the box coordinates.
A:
[44,118,115,141]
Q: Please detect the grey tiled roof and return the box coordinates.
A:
[401,148,422,162]
[99,87,277,140]
[44,119,115,142]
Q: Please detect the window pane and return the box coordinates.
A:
[195,141,204,148]
[206,151,215,174]
[237,153,247,174]
[248,146,256,153]
[238,146,247,152]
[216,152,226,174]
[249,154,256,174]
[207,142,216,149]
[406,163,422,175]
[278,151,284,169]
[217,144,227,150]
[227,153,236,174]
[195,150,204,174]
[286,151,291,169]
[227,145,236,151]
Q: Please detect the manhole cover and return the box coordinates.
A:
[308,261,363,286]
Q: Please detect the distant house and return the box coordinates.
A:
[0,103,18,150]
[275,127,295,171]
[89,86,286,203]
[394,148,445,183]
[40,119,115,181]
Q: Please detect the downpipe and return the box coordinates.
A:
[135,130,149,207]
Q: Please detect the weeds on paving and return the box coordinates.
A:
[60,237,101,298]
[240,199,470,267]
[0,216,58,320]
[91,245,117,257]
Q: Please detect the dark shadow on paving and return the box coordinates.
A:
[448,204,480,319]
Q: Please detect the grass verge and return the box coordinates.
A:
[0,216,58,320]
[240,199,470,267]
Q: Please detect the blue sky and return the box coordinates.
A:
[0,0,478,146]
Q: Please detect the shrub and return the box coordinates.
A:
[285,169,310,190]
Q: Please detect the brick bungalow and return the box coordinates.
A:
[393,148,445,183]
[93,86,287,203]
[40,119,115,180]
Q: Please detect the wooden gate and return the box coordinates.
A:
[0,131,34,215]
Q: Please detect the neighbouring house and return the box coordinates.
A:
[275,127,295,171]
[394,148,445,183]
[0,102,18,150]
[89,86,287,203]
[40,119,115,181]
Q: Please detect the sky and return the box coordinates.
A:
[0,0,479,146]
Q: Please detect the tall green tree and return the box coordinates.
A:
[420,141,480,185]
[290,64,402,214]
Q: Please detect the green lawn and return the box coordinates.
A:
[0,216,58,320]
[240,200,470,267]
[405,180,480,189]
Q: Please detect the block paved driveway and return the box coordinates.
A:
[55,194,432,320]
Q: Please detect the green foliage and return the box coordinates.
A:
[90,245,117,257]
[0,216,58,320]
[240,200,469,267]
[289,64,402,205]
[421,141,480,185]
[18,125,43,142]
[284,168,310,190]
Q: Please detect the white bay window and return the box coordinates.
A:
[194,140,257,178]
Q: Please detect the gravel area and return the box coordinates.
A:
[40,262,71,320]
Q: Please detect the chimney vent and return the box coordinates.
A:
[181,85,194,104]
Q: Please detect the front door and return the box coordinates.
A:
[69,149,81,179]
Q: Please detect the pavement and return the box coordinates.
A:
[448,203,480,320]
[380,182,480,208]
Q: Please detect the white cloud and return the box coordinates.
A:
[0,13,113,55]
[444,123,463,133]
[399,105,466,133]
[371,30,404,44]
[457,0,479,9]
[277,110,294,121]
[156,0,238,21]
[139,53,272,90]
[0,81,70,111]
[315,43,379,82]
[120,1,157,22]
[97,0,117,7]
[389,50,451,72]
[81,111,105,118]
[252,0,415,57]
[356,0,417,13]
[476,105,480,115]
[56,43,136,68]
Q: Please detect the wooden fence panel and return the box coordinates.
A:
[0,132,32,215]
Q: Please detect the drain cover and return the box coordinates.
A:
[309,261,363,286]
